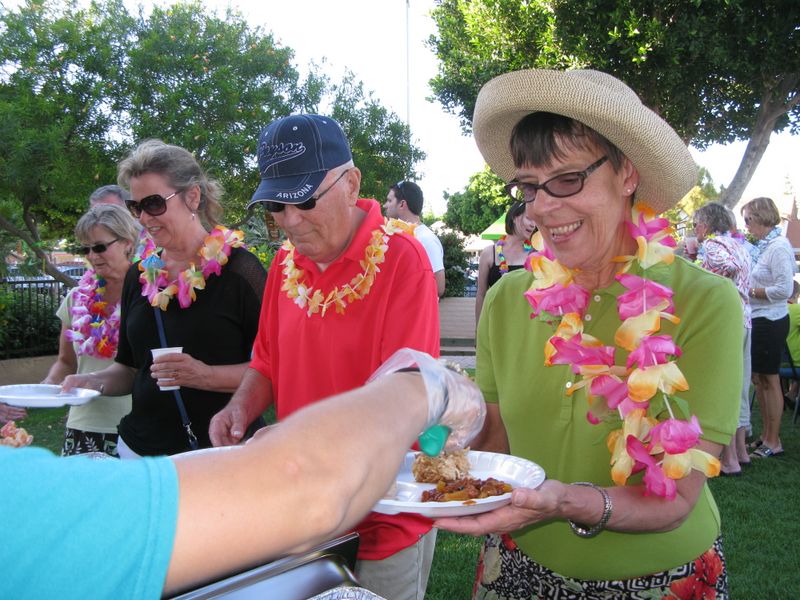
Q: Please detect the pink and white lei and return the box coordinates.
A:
[65,270,121,359]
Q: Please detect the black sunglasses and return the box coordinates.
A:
[126,190,180,218]
[75,238,121,255]
[504,156,609,204]
[264,169,351,213]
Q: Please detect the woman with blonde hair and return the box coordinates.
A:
[65,140,266,456]
[42,205,140,456]
[741,196,795,458]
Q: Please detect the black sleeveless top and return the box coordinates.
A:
[487,244,526,288]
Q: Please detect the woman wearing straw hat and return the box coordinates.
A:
[435,69,742,598]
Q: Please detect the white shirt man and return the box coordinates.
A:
[384,181,446,297]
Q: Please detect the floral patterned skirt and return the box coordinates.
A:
[61,428,120,458]
[473,533,727,600]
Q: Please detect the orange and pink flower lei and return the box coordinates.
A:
[525,202,720,500]
[138,226,245,310]
[65,270,121,359]
[281,218,416,317]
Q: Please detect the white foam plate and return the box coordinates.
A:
[373,450,545,518]
[0,384,100,408]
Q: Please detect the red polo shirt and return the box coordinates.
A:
[251,198,440,559]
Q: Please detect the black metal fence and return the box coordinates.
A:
[0,279,68,359]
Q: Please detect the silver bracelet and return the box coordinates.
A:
[568,482,612,538]
[90,373,105,395]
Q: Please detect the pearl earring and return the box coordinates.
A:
[191,212,196,220]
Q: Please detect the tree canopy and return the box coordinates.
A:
[429,0,799,208]
[443,166,509,235]
[0,0,423,280]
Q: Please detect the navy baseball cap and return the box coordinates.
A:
[248,114,353,208]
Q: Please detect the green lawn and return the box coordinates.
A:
[426,407,800,599]
[15,404,799,598]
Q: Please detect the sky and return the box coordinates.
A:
[217,0,487,216]
[213,0,798,217]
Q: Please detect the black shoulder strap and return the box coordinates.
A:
[153,307,198,450]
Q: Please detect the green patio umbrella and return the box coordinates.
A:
[480,213,507,240]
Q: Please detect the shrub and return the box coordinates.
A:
[0,284,63,358]
[440,230,470,297]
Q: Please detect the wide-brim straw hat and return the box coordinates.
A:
[473,69,697,213]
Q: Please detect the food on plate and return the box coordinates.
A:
[412,450,514,503]
[412,448,471,483]
[421,477,513,502]
[0,420,33,448]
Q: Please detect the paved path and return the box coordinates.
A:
[439,297,476,368]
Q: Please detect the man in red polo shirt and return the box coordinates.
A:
[210,114,440,600]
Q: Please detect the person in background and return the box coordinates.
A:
[1,187,138,425]
[42,205,140,456]
[0,403,26,424]
[210,114,440,600]
[475,201,535,324]
[742,196,795,459]
[385,180,446,297]
[784,280,800,355]
[89,184,148,260]
[694,201,752,476]
[783,281,800,405]
[89,184,130,208]
[435,68,742,598]
[5,349,486,598]
[64,140,266,457]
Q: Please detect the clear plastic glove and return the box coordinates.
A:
[367,348,486,453]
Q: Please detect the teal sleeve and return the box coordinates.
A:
[2,446,179,599]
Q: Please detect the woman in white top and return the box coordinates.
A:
[742,197,795,458]
[42,205,139,456]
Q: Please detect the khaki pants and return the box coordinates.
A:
[354,529,437,600]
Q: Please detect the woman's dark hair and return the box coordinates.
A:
[510,112,626,173]
[505,201,526,236]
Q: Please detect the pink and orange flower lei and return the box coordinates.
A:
[525,202,719,500]
[138,226,245,310]
[281,218,416,317]
[65,270,121,359]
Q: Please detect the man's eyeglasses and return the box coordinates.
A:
[264,169,351,213]
[504,156,609,204]
[75,238,121,255]
[126,190,181,218]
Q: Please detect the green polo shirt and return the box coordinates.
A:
[785,303,800,364]
[477,256,742,580]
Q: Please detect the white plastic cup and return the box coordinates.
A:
[684,235,698,258]
[151,347,183,391]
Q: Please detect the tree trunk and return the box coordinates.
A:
[0,214,75,286]
[719,74,800,209]
[718,121,772,209]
